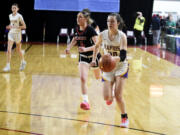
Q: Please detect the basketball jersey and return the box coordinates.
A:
[101,30,125,56]
[9,13,24,34]
[101,30,129,81]
[74,25,97,56]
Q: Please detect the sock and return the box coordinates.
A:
[82,94,88,102]
[21,59,26,64]
[7,63,10,67]
[121,113,128,119]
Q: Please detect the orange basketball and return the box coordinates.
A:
[99,54,116,72]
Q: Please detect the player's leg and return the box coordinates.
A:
[102,71,115,105]
[79,62,90,110]
[3,36,14,72]
[103,79,114,105]
[114,76,129,128]
[93,68,101,80]
[92,52,101,80]
[16,42,26,71]
[16,33,26,71]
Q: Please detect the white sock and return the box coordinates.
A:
[112,89,115,97]
[7,63,10,67]
[82,95,88,102]
[21,59,26,64]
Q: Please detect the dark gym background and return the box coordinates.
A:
[0,0,154,43]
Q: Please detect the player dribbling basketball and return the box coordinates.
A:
[91,13,129,128]
[98,54,116,72]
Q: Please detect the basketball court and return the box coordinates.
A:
[0,43,180,135]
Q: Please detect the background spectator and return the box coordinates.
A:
[151,14,161,45]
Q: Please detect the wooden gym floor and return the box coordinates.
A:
[0,43,180,135]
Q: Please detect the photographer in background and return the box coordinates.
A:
[133,12,145,45]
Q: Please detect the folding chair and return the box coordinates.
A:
[57,28,69,43]
[126,30,136,45]
[68,28,75,41]
[22,30,28,42]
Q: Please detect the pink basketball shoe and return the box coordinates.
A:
[80,102,90,110]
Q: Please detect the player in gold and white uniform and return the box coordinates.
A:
[91,13,129,128]
[3,3,26,72]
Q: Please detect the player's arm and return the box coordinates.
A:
[65,37,77,54]
[121,33,127,50]
[19,21,26,30]
[119,33,127,62]
[95,26,100,35]
[114,33,127,62]
[86,35,97,51]
[19,16,26,30]
[19,20,26,30]
[91,34,102,65]
[78,35,97,52]
[6,24,11,30]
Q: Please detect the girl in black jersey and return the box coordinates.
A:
[65,11,101,110]
[82,8,101,80]
[82,8,100,34]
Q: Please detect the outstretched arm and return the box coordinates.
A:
[78,35,97,52]
[65,37,77,54]
[90,34,102,66]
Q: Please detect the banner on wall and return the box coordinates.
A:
[34,0,120,12]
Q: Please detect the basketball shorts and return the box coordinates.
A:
[79,53,101,68]
[8,32,22,43]
[102,60,129,82]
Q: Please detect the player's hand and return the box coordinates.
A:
[106,53,111,56]
[65,48,70,54]
[6,25,12,30]
[90,60,96,67]
[78,47,87,52]
[112,56,120,63]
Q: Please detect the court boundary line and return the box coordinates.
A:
[25,44,32,53]
[0,110,166,135]
[0,127,43,135]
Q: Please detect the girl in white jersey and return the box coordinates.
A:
[91,13,129,128]
[3,3,26,72]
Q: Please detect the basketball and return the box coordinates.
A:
[98,54,116,72]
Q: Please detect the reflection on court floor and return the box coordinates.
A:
[0,43,180,135]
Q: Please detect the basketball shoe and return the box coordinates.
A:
[80,101,90,110]
[3,64,10,72]
[106,89,114,105]
[120,118,129,128]
[20,61,26,71]
[106,100,113,105]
